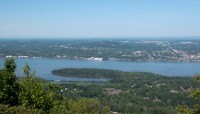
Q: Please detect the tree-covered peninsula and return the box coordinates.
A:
[52,68,200,113]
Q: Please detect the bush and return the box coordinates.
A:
[0,104,42,114]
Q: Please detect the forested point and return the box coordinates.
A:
[52,68,126,79]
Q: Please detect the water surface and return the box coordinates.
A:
[0,58,199,81]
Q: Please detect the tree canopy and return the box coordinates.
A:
[0,58,18,106]
[177,75,200,114]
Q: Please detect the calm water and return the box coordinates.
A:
[0,58,200,81]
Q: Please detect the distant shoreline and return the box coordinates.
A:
[2,56,200,62]
[2,56,200,63]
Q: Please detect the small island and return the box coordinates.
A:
[51,68,126,79]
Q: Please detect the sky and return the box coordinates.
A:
[0,0,200,38]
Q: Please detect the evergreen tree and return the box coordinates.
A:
[4,58,16,74]
[0,58,19,106]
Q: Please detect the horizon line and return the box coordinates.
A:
[0,36,200,39]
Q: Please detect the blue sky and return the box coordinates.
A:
[0,0,200,38]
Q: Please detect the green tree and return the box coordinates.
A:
[101,105,110,114]
[68,98,101,114]
[19,63,66,113]
[177,75,200,114]
[4,58,16,74]
[19,75,64,113]
[23,63,31,76]
[0,58,18,106]
[0,104,42,114]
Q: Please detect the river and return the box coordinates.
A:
[0,58,200,81]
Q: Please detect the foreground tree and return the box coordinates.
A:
[19,64,65,113]
[0,104,42,114]
[23,63,31,77]
[177,75,200,114]
[4,58,16,74]
[68,98,101,114]
[0,58,18,106]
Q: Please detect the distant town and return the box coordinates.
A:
[1,39,200,61]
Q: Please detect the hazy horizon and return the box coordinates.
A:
[0,36,200,40]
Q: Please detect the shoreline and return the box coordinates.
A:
[2,56,200,62]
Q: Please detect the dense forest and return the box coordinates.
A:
[1,58,200,113]
[52,68,125,79]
